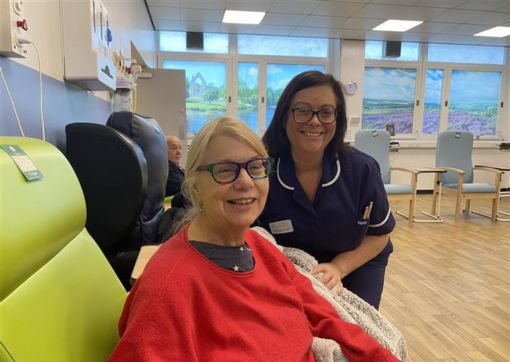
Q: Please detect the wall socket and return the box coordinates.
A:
[0,0,28,58]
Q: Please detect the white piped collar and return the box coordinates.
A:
[276,154,341,190]
[277,158,294,190]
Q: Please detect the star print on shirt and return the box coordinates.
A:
[233,265,240,272]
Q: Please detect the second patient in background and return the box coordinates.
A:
[165,135,185,197]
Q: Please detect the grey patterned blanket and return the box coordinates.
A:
[252,227,407,362]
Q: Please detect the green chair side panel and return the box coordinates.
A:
[0,137,86,301]
[0,230,126,362]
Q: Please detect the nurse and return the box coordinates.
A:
[258,70,395,309]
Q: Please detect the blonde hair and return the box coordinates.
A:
[179,116,268,226]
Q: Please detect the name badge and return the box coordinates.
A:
[269,220,294,234]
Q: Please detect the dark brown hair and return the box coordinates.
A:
[262,70,349,157]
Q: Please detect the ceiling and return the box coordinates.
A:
[146,0,510,47]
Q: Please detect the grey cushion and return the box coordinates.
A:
[443,183,497,193]
[384,184,413,195]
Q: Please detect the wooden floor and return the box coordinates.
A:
[380,195,510,362]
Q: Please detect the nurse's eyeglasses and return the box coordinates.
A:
[196,157,273,184]
[290,107,337,124]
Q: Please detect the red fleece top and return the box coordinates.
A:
[109,227,399,362]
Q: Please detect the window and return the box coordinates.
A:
[266,63,326,127]
[163,60,227,135]
[428,44,505,65]
[422,69,444,135]
[238,35,328,57]
[364,41,506,138]
[447,70,502,136]
[160,31,228,53]
[362,67,417,135]
[237,62,259,133]
[365,40,420,62]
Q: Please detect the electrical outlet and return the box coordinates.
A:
[0,0,28,58]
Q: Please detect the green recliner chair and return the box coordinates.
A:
[0,137,127,361]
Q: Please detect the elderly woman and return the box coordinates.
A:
[108,117,398,361]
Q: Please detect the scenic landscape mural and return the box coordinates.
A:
[363,67,501,136]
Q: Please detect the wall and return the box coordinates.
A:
[339,39,365,142]
[340,40,510,190]
[0,0,156,150]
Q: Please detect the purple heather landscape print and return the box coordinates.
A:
[363,66,501,136]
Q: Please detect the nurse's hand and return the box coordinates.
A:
[312,263,344,295]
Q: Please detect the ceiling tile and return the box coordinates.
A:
[301,15,346,28]
[261,13,307,26]
[225,0,274,12]
[456,0,509,11]
[464,12,510,26]
[312,2,365,17]
[179,0,226,10]
[149,6,180,20]
[147,0,510,46]
[180,8,224,22]
[447,23,491,35]
[431,9,487,23]
[147,0,180,6]
[352,4,408,18]
[370,0,419,5]
[395,6,449,21]
[412,0,465,8]
[412,21,456,33]
[342,17,384,30]
[270,1,322,15]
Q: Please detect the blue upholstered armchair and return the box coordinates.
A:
[435,131,503,222]
[354,129,419,223]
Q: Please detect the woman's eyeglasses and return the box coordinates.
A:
[196,157,273,184]
[290,107,337,124]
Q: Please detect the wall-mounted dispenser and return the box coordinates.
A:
[61,0,116,91]
[0,0,29,57]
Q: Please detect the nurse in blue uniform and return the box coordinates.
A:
[258,70,395,309]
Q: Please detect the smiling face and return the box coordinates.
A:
[194,135,269,234]
[285,85,337,158]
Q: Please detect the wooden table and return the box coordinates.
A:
[130,244,161,284]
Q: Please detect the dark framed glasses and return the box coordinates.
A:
[196,157,273,184]
[290,107,337,124]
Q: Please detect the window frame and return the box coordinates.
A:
[363,43,423,140]
[365,42,508,141]
[158,33,336,137]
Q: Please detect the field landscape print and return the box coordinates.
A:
[362,67,416,134]
[362,67,501,136]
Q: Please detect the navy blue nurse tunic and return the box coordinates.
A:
[258,148,395,309]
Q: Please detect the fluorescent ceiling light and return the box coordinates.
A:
[474,26,510,38]
[222,10,265,25]
[373,19,423,32]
